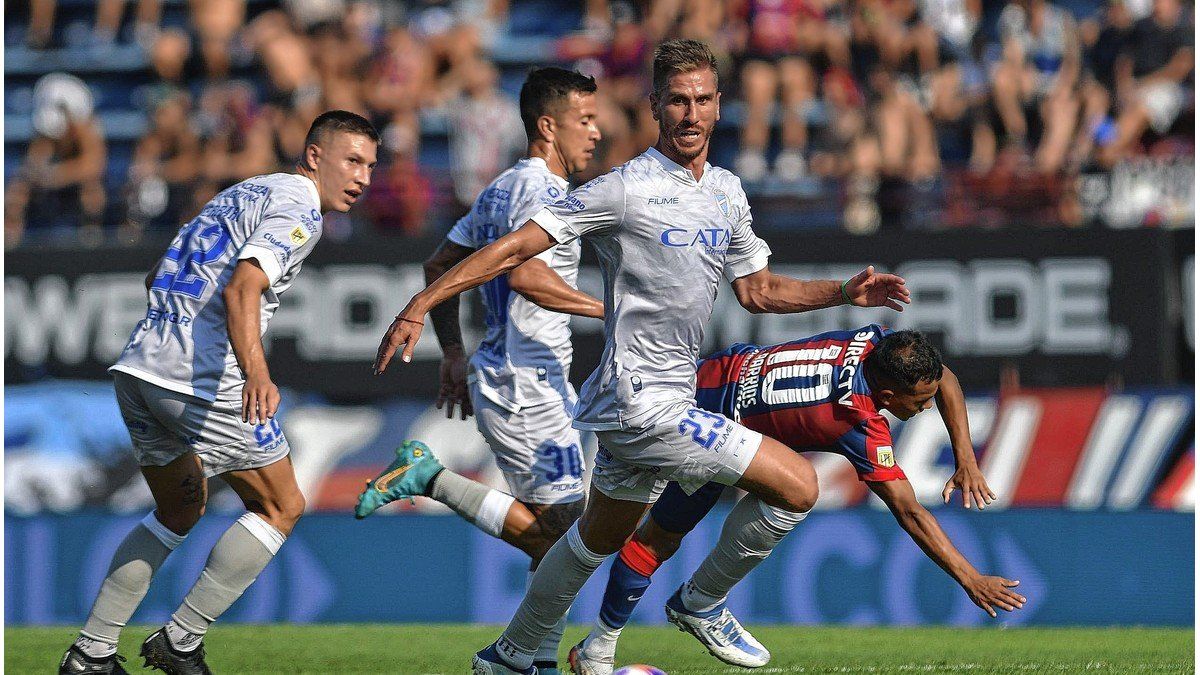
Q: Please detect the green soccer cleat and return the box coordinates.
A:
[354,440,444,519]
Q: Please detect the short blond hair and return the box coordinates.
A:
[652,39,719,96]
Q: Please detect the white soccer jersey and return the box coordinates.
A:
[111,173,323,401]
[532,147,771,431]
[447,157,580,412]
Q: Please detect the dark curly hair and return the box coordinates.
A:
[867,330,943,391]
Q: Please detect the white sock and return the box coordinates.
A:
[497,522,608,670]
[165,620,204,653]
[684,495,808,613]
[530,570,567,665]
[72,635,117,659]
[431,469,515,538]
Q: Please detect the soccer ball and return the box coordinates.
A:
[613,667,667,675]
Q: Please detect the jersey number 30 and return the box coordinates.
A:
[152,222,233,299]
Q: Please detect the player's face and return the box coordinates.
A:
[883,378,940,420]
[553,91,601,175]
[651,68,720,163]
[311,132,378,213]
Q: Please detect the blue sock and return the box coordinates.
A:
[599,555,653,630]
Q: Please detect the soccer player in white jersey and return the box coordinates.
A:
[353,67,603,675]
[371,40,909,675]
[59,111,378,675]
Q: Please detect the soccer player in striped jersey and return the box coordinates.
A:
[569,327,1026,673]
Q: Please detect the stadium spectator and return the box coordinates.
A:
[189,0,245,78]
[990,0,1082,174]
[729,0,841,182]
[365,122,434,235]
[26,0,161,49]
[446,57,525,207]
[5,73,107,247]
[198,82,275,193]
[364,25,436,130]
[1098,0,1194,166]
[123,89,202,234]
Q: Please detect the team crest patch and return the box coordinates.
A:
[714,190,731,218]
[876,446,895,468]
[290,226,310,245]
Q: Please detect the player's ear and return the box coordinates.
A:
[303,143,320,171]
[537,115,556,143]
[649,92,660,121]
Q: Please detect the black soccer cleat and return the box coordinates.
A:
[140,629,213,675]
[58,645,129,674]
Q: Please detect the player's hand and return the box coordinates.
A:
[374,301,425,374]
[242,371,281,426]
[842,265,910,312]
[963,575,1025,617]
[942,464,996,510]
[436,350,473,420]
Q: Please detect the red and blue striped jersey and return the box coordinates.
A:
[695,324,906,481]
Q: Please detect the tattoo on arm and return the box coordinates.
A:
[424,240,475,351]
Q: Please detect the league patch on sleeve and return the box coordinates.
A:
[290,226,310,245]
[876,445,895,467]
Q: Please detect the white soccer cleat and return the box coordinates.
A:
[568,637,614,675]
[664,586,771,668]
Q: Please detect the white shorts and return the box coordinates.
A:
[1138,82,1185,134]
[471,387,585,504]
[592,401,762,503]
[113,371,291,477]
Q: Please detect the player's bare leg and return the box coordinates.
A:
[62,454,206,674]
[142,456,304,674]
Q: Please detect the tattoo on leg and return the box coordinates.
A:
[180,476,204,505]
[529,500,585,546]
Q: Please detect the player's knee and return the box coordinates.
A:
[255,492,306,534]
[776,464,819,513]
[157,503,203,535]
[641,530,684,562]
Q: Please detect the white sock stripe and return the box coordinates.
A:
[565,522,608,566]
[235,512,287,555]
[476,490,516,538]
[757,500,809,530]
[141,512,186,550]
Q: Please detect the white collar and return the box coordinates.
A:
[296,173,321,210]
[523,156,570,188]
[646,146,709,184]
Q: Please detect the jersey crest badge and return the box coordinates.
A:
[290,226,310,245]
[713,190,731,218]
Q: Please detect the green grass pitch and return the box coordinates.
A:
[8,624,1193,673]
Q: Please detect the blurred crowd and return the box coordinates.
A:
[3,0,1194,246]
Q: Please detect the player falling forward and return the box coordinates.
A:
[370,40,909,675]
[59,111,378,675]
[354,67,603,674]
[569,327,1027,674]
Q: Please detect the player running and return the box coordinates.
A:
[354,67,603,675]
[371,39,909,675]
[569,327,1027,674]
[59,111,378,675]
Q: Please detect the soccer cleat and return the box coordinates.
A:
[354,440,444,519]
[472,644,538,674]
[139,629,213,675]
[59,646,129,674]
[568,638,614,675]
[664,585,771,668]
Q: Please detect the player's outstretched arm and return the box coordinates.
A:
[508,258,604,319]
[936,365,996,509]
[223,259,279,425]
[731,265,910,314]
[423,239,476,419]
[868,479,1026,617]
[374,220,557,374]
